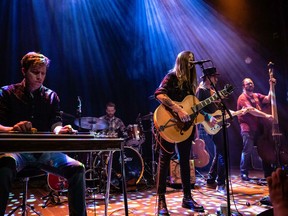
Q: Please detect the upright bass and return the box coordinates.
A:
[257,62,288,166]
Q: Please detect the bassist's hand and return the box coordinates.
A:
[265,114,274,122]
[269,77,276,85]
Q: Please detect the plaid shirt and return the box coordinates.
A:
[99,115,126,137]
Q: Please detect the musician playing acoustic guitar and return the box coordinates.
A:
[0,52,87,215]
[154,51,207,215]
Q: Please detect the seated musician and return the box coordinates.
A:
[99,102,127,138]
[0,52,87,215]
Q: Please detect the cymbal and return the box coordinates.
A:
[74,117,108,131]
[141,112,153,120]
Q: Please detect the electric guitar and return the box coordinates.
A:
[47,173,69,192]
[201,107,252,135]
[153,84,234,143]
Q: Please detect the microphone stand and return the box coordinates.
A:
[77,96,82,131]
[203,67,233,216]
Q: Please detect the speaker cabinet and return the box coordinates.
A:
[169,159,195,185]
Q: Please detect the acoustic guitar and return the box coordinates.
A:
[201,108,251,135]
[153,84,234,143]
[192,138,210,168]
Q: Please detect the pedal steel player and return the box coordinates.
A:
[0,51,87,215]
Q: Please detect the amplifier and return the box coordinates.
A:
[169,159,195,185]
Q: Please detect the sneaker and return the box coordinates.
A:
[241,174,250,181]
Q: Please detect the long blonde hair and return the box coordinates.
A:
[172,50,197,93]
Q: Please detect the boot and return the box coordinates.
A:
[157,194,170,216]
[182,195,204,212]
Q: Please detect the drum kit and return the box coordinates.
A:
[71,112,156,192]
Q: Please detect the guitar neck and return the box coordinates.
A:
[271,84,279,124]
[269,66,279,124]
[194,93,219,113]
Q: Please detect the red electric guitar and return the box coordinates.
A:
[47,173,69,191]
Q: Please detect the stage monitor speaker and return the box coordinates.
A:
[168,159,195,186]
[257,208,273,216]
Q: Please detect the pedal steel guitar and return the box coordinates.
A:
[0,132,128,216]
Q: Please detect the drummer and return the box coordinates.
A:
[99,102,127,138]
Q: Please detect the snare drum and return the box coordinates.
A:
[107,146,144,189]
[126,124,145,146]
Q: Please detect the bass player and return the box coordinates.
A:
[237,77,274,181]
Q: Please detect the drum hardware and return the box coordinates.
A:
[42,190,65,208]
[43,174,68,208]
[148,113,158,184]
[134,112,158,184]
[106,146,144,190]
[72,151,106,191]
[58,111,76,119]
[74,116,108,131]
[84,151,108,191]
[126,124,145,147]
[141,112,153,121]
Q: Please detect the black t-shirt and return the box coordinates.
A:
[155,71,194,101]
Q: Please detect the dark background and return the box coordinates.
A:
[0,0,287,167]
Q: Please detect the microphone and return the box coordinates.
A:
[267,61,274,68]
[190,59,210,65]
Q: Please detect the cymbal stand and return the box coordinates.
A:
[76,96,82,131]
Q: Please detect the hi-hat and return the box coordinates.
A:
[74,117,108,131]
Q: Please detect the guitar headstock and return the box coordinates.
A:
[220,84,234,98]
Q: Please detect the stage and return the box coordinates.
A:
[5,168,273,216]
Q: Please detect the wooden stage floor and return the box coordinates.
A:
[5,168,273,216]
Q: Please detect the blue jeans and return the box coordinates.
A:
[240,132,255,175]
[0,152,87,216]
[240,131,274,177]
